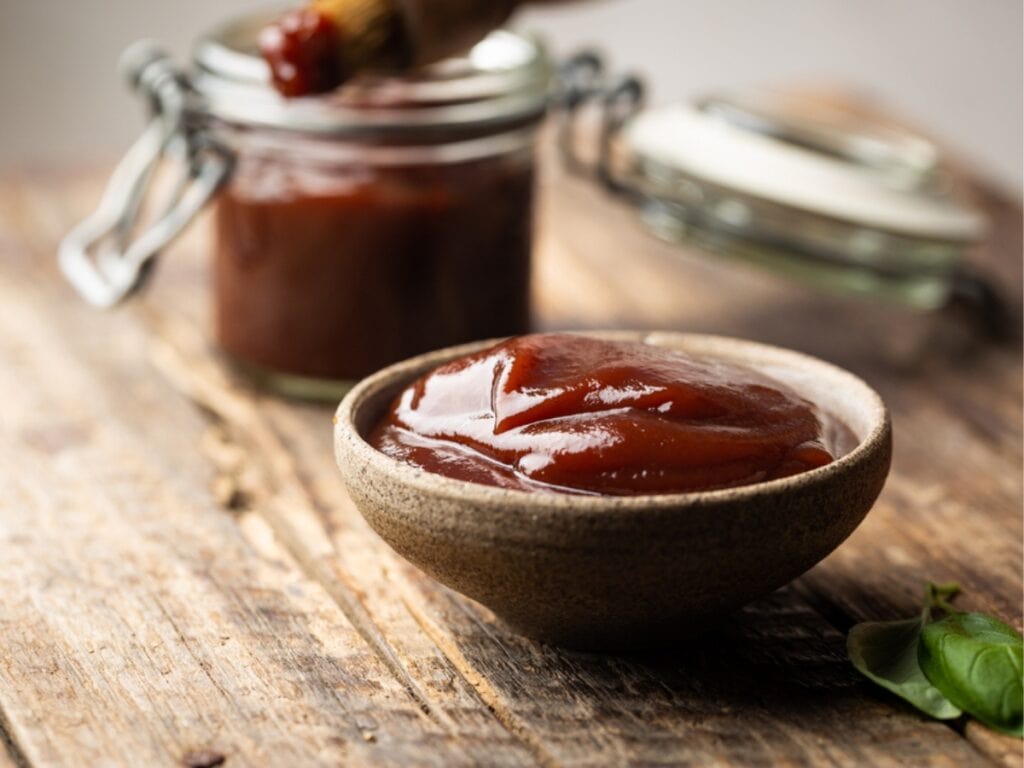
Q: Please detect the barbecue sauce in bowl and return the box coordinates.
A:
[370,333,855,495]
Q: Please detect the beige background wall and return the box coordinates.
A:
[0,0,1020,194]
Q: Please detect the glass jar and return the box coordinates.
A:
[556,57,988,313]
[60,10,550,400]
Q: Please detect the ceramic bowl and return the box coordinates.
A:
[334,332,891,649]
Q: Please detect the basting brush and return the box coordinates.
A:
[260,0,549,97]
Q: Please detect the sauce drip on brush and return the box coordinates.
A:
[260,0,533,97]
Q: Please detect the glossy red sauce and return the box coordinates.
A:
[370,334,855,495]
[259,8,346,98]
[213,154,534,383]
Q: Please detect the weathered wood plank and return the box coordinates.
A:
[122,303,997,767]
[966,721,1024,768]
[0,182,536,767]
[1,115,1020,768]
[142,314,557,768]
[252,386,1003,768]
[534,156,1023,764]
[131,292,1007,766]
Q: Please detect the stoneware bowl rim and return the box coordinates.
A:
[335,330,890,517]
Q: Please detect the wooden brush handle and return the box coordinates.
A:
[326,0,575,66]
[397,0,520,65]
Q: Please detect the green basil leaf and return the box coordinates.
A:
[848,617,962,719]
[920,612,1024,737]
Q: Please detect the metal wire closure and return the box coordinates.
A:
[552,54,1003,328]
[59,42,233,308]
[554,51,645,197]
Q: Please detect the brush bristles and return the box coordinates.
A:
[312,0,406,70]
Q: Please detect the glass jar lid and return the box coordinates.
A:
[622,95,985,243]
[614,94,989,308]
[555,58,990,311]
[188,8,552,136]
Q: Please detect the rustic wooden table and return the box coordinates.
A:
[0,134,1021,767]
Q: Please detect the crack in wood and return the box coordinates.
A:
[181,748,227,768]
[202,425,256,515]
[0,706,31,768]
[396,587,564,768]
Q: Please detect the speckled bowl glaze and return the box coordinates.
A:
[334,332,891,649]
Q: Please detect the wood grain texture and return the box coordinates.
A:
[0,113,1020,767]
[135,308,996,768]
[0,736,22,768]
[0,181,535,768]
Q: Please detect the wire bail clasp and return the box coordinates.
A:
[554,51,645,198]
[59,41,233,307]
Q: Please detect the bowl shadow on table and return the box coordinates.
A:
[567,586,861,692]
[438,565,991,751]
[425,576,932,740]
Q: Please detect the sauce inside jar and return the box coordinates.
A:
[370,334,857,495]
[214,152,534,386]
